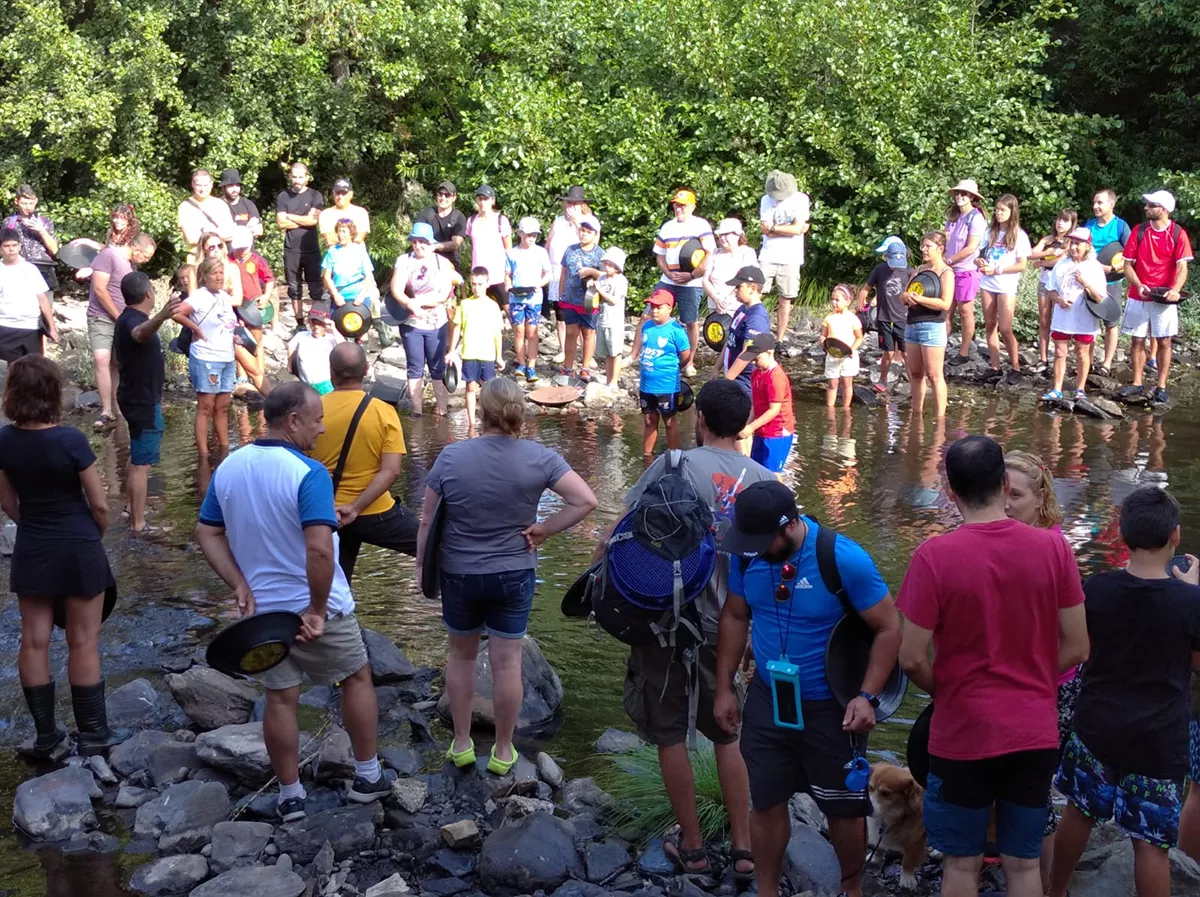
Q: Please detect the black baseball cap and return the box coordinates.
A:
[436,180,457,195]
[726,265,766,288]
[332,177,352,192]
[739,332,777,359]
[475,184,496,199]
[720,481,800,558]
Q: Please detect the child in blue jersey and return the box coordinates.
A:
[631,288,691,457]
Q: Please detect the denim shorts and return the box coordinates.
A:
[660,284,704,324]
[561,306,599,330]
[510,303,542,327]
[440,568,536,638]
[1055,731,1182,849]
[128,405,164,466]
[904,320,948,348]
[400,325,447,380]
[188,356,236,394]
[462,359,497,384]
[924,749,1057,859]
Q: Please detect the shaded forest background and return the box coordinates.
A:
[0,0,1196,291]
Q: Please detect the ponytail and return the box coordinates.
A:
[479,378,526,437]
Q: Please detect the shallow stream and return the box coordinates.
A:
[1,377,1199,893]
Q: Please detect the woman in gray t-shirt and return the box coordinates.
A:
[417,378,597,775]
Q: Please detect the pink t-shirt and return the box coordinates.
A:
[466,213,513,286]
[896,518,1084,761]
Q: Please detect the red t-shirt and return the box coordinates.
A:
[234,252,275,302]
[896,519,1084,761]
[1124,223,1193,300]
[750,364,794,437]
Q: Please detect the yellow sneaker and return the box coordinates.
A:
[487,744,519,775]
[446,739,476,768]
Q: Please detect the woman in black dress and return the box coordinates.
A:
[0,356,128,758]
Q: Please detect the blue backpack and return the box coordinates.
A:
[592,451,716,648]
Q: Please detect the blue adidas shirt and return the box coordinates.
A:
[729,521,888,700]
[199,439,353,616]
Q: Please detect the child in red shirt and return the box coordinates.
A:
[739,332,795,475]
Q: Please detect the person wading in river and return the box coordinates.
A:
[595,378,771,878]
[311,343,418,583]
[897,435,1090,897]
[196,381,389,822]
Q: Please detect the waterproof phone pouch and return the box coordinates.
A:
[767,659,804,730]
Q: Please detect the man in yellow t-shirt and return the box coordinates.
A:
[312,342,417,582]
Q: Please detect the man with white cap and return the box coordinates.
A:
[506,216,552,381]
[1119,190,1193,404]
[858,237,912,393]
[758,171,810,343]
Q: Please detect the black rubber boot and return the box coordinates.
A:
[71,680,131,756]
[19,681,69,761]
[374,319,395,349]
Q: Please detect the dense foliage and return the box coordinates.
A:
[0,0,1193,296]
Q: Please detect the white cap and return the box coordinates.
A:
[601,247,626,273]
[230,226,254,250]
[715,217,744,236]
[517,216,541,235]
[1143,190,1176,213]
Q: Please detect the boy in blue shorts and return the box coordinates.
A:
[506,216,551,382]
[739,333,794,477]
[631,288,691,457]
[1048,486,1200,897]
[449,268,505,434]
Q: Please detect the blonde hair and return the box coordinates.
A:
[1005,450,1064,529]
[479,377,526,437]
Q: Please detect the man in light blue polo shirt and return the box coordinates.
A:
[196,381,388,822]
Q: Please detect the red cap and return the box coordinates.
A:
[647,288,675,308]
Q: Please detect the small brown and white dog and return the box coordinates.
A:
[867,762,928,891]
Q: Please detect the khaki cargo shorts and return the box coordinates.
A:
[258,612,369,691]
[624,643,744,747]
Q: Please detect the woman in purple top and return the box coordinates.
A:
[944,179,988,366]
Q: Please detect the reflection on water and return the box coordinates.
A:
[2,381,1199,892]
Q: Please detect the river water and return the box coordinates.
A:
[1,379,1199,893]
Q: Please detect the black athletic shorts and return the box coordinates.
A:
[639,391,678,418]
[0,325,43,363]
[877,321,905,352]
[740,678,871,816]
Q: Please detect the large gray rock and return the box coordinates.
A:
[1067,833,1200,897]
[195,723,274,785]
[129,854,210,896]
[361,627,418,682]
[478,811,584,895]
[435,636,562,731]
[134,781,231,839]
[784,822,841,894]
[106,678,162,729]
[12,767,99,841]
[584,840,630,883]
[209,820,274,872]
[273,805,378,864]
[188,866,305,897]
[111,730,202,785]
[167,667,259,731]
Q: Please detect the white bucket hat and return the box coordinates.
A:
[601,247,626,273]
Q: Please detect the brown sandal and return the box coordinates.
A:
[662,826,711,874]
[730,847,755,882]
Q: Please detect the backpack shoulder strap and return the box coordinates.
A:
[666,449,683,472]
[1136,221,1181,254]
[812,519,855,618]
[331,392,375,492]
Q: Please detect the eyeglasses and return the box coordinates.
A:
[775,562,798,602]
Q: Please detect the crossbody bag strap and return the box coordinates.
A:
[331,393,375,492]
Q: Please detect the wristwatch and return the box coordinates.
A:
[858,690,880,709]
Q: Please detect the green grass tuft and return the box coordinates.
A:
[596,738,730,845]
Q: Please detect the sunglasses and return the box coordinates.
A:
[775,562,799,602]
[1146,202,1163,210]
[436,191,454,197]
